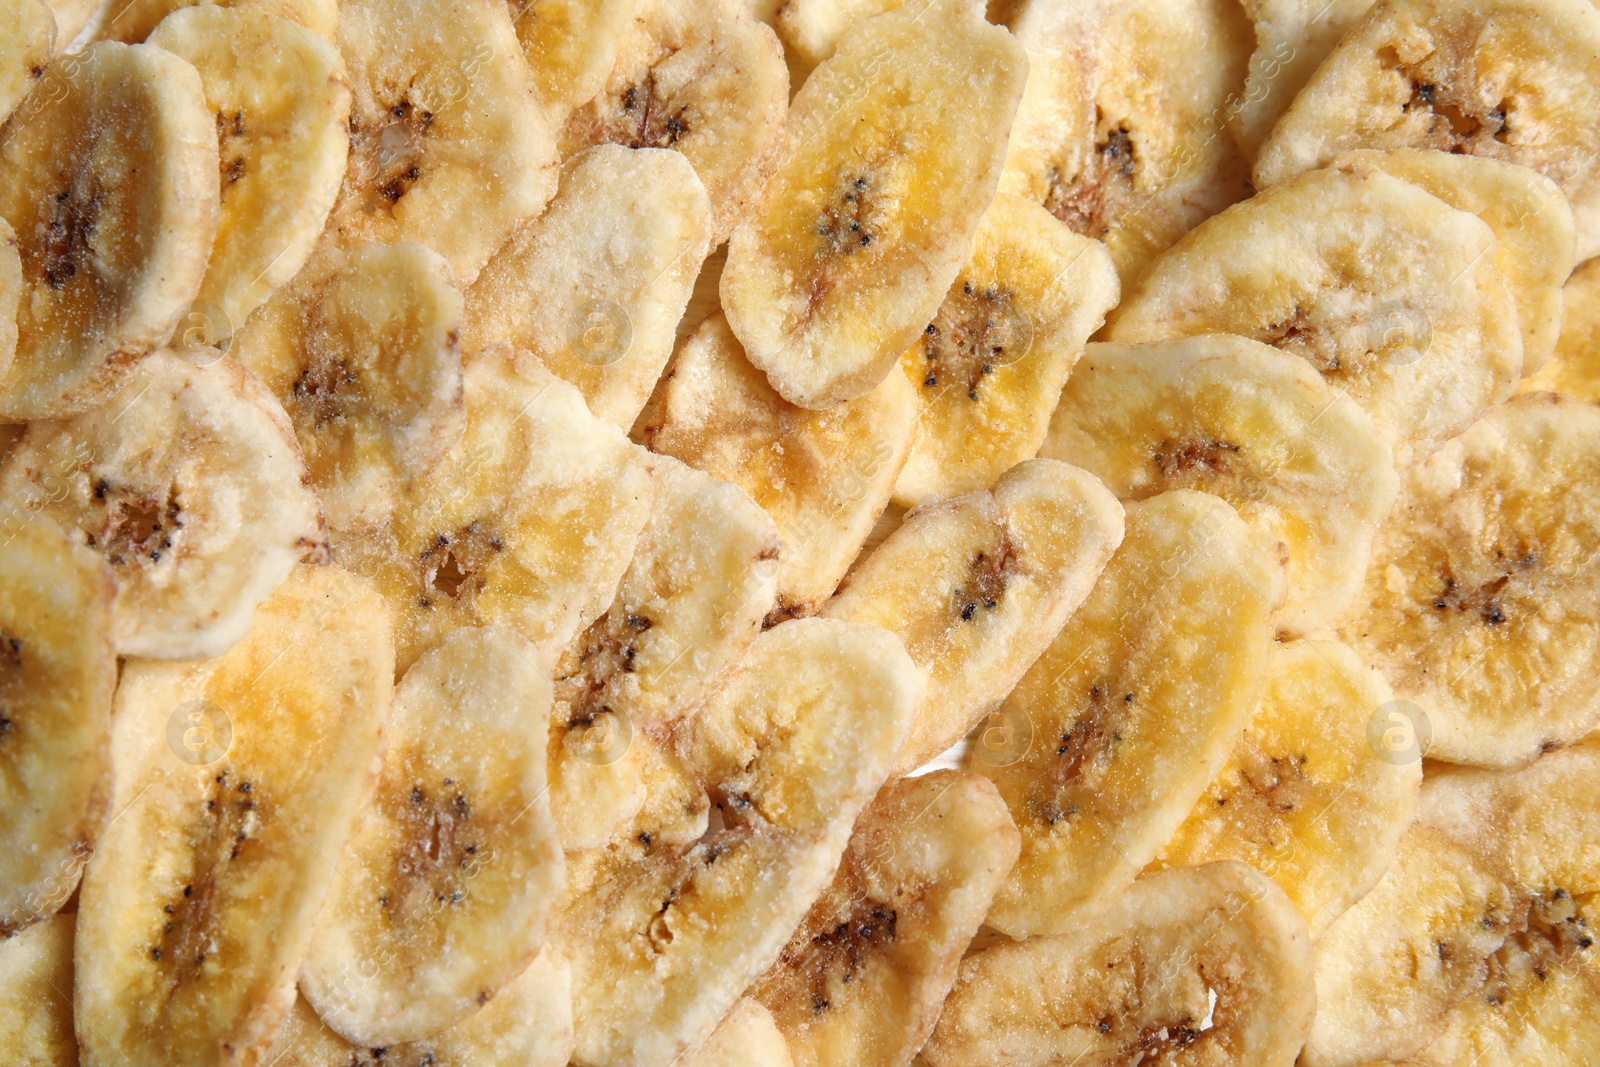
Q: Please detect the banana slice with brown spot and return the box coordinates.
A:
[0,41,220,420]
[1520,256,1600,403]
[100,0,336,43]
[825,458,1125,776]
[463,144,713,430]
[638,312,918,623]
[0,0,52,127]
[922,861,1317,1067]
[682,1000,792,1067]
[721,0,1027,408]
[1229,0,1376,158]
[751,770,1020,1067]
[0,913,76,1061]
[74,564,391,1067]
[510,0,642,122]
[975,490,1285,938]
[892,192,1119,508]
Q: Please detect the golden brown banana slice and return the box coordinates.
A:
[74,565,391,1067]
[751,770,1020,1067]
[975,490,1285,938]
[0,0,53,127]
[1043,335,1398,636]
[1336,393,1600,768]
[300,626,562,1045]
[1520,256,1600,403]
[232,241,464,533]
[1154,639,1420,936]
[0,515,114,937]
[892,192,1119,507]
[147,6,351,338]
[1229,0,1376,158]
[0,913,76,1062]
[560,0,786,245]
[826,459,1125,776]
[721,0,1027,408]
[0,352,325,660]
[511,0,642,121]
[1106,164,1523,466]
[923,861,1316,1067]
[0,41,219,420]
[463,144,713,430]
[100,0,337,43]
[682,1000,792,1067]
[638,312,919,623]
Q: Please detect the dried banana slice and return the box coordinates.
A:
[560,0,787,245]
[976,490,1285,938]
[44,0,98,46]
[638,312,918,622]
[1230,0,1375,158]
[1154,639,1421,936]
[775,0,900,73]
[1106,164,1523,466]
[335,346,652,676]
[0,914,76,1061]
[892,192,1119,507]
[1042,335,1398,637]
[232,241,464,533]
[922,861,1316,1067]
[557,617,918,1067]
[512,0,642,122]
[1337,393,1600,768]
[826,458,1125,775]
[751,770,1020,1067]
[300,626,563,1045]
[721,0,1027,408]
[462,144,712,430]
[683,1000,792,1067]
[101,0,337,43]
[0,0,52,127]
[74,565,391,1067]
[147,6,351,337]
[0,41,219,420]
[332,0,557,285]
[1520,256,1600,403]
[0,515,115,936]
[0,352,325,660]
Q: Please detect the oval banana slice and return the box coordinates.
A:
[683,1000,792,1067]
[922,861,1316,1067]
[1106,164,1523,466]
[0,913,76,1061]
[74,564,391,1067]
[751,770,1020,1067]
[463,144,713,430]
[512,0,641,123]
[1042,335,1398,637]
[0,515,114,937]
[0,41,220,420]
[1520,255,1600,403]
[825,458,1125,776]
[638,312,919,623]
[1336,393,1600,768]
[0,351,326,660]
[975,490,1285,938]
[1229,0,1375,158]
[0,0,52,127]
[892,192,1119,507]
[721,0,1027,408]
[101,0,337,43]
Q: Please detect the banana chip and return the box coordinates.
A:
[1520,256,1600,402]
[511,0,641,122]
[775,0,900,73]
[683,1000,792,1067]
[0,914,76,1061]
[101,0,337,43]
[1229,0,1375,157]
[0,0,52,127]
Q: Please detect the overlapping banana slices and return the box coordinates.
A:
[1228,0,1375,158]
[0,40,219,419]
[721,0,1027,408]
[1107,164,1523,466]
[1337,393,1600,768]
[1521,256,1600,402]
[1042,335,1398,636]
[922,861,1316,1066]
[463,143,712,430]
[826,458,1124,775]
[509,0,641,122]
[975,490,1285,938]
[100,0,338,44]
[773,0,898,75]
[638,312,919,622]
[682,999,792,1067]
[75,564,391,1067]
[751,770,1020,1067]
[0,0,53,126]
[0,352,326,660]
[0,913,77,1060]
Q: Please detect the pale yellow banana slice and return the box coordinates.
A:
[1043,335,1398,637]
[463,144,712,430]
[682,1000,792,1067]
[721,0,1027,408]
[0,515,114,937]
[1255,0,1600,262]
[100,0,336,43]
[1229,0,1376,158]
[975,490,1285,938]
[892,192,1119,507]
[231,241,464,533]
[0,352,326,660]
[0,0,53,127]
[44,0,99,46]
[826,458,1125,776]
[638,312,918,622]
[0,41,219,420]
[147,6,350,338]
[923,861,1316,1067]
[510,0,642,122]
[560,0,787,245]
[1337,393,1600,768]
[775,0,900,72]
[1520,256,1600,403]
[751,770,1020,1067]
[0,913,76,1063]
[1106,164,1523,466]
[74,564,391,1067]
